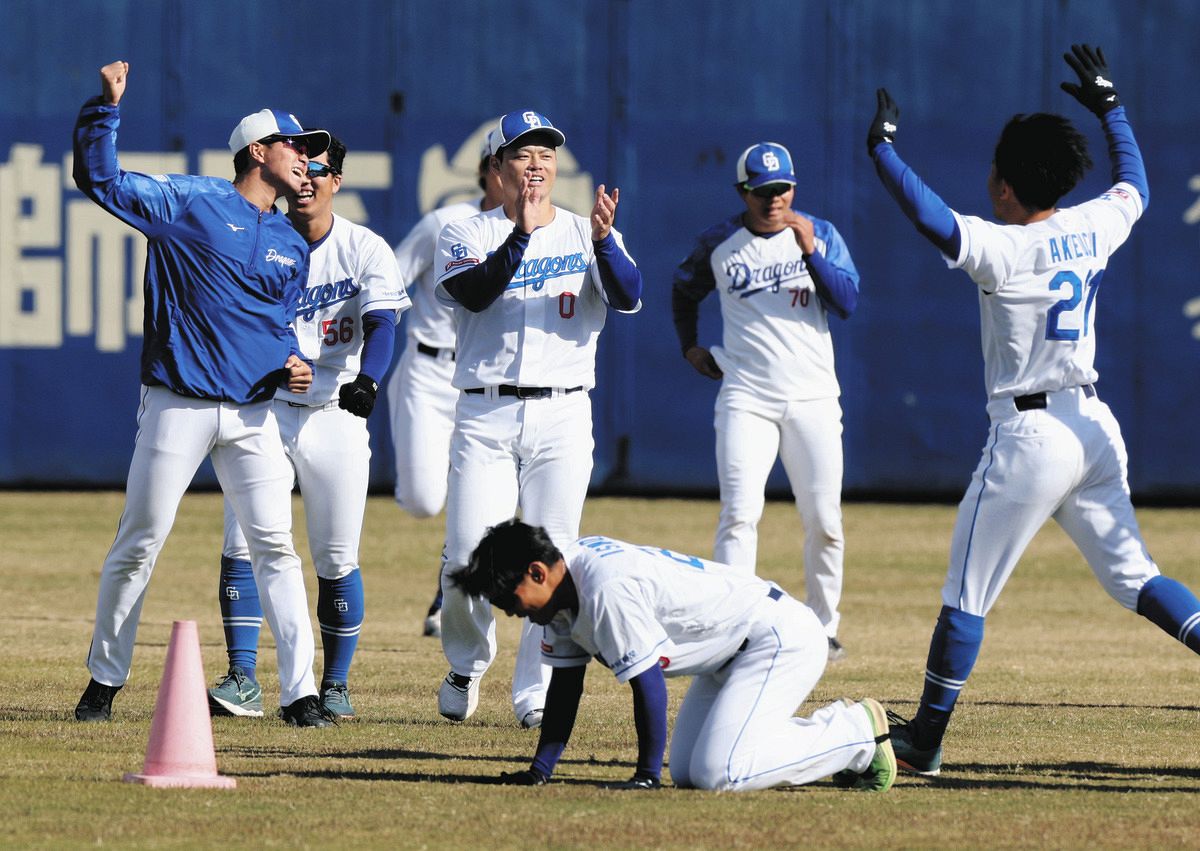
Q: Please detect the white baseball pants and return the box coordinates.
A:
[440,390,593,721]
[387,340,458,519]
[713,387,845,636]
[87,385,317,706]
[223,399,370,581]
[669,595,875,791]
[945,385,1159,616]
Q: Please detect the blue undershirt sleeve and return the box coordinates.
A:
[871,143,962,259]
[358,309,397,384]
[1101,106,1149,208]
[670,238,718,354]
[804,247,859,320]
[529,665,586,780]
[629,666,668,781]
[442,228,530,312]
[592,233,642,310]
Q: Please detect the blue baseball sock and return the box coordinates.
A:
[318,570,364,685]
[1137,575,1200,653]
[218,556,261,681]
[913,605,985,750]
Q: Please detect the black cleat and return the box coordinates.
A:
[279,694,338,728]
[75,678,122,721]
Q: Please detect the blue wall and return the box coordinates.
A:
[3,0,1199,498]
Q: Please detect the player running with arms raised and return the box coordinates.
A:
[868,44,1200,774]
[450,520,895,792]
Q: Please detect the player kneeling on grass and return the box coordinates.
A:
[450,519,895,792]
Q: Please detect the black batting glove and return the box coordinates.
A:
[867,88,900,155]
[338,374,378,418]
[499,769,548,786]
[607,772,661,791]
[1060,43,1120,116]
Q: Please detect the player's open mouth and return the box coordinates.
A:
[296,189,315,201]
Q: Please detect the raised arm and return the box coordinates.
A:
[867,88,962,259]
[1060,43,1148,207]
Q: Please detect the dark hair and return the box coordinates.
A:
[477,154,491,192]
[449,518,562,606]
[993,113,1093,211]
[233,147,251,176]
[498,129,560,160]
[324,134,346,173]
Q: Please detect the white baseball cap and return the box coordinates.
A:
[228,109,331,157]
[491,109,566,155]
[735,142,797,189]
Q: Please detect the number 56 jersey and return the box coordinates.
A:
[948,181,1143,401]
[276,214,411,405]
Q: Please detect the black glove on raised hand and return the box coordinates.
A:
[338,374,378,418]
[499,769,548,786]
[867,88,900,154]
[1060,43,1120,116]
[607,772,661,791]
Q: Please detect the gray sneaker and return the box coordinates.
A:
[320,680,356,719]
[207,666,264,718]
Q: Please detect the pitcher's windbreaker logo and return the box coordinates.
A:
[725,258,808,299]
[264,248,298,268]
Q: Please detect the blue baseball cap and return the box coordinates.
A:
[735,142,796,189]
[228,108,330,157]
[492,110,566,154]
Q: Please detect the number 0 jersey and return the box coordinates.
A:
[949,181,1143,400]
[434,206,641,391]
[276,214,410,405]
[541,536,782,683]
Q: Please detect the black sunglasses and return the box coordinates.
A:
[260,135,309,156]
[307,162,341,179]
[749,183,792,199]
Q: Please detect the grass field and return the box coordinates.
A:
[2,492,1199,849]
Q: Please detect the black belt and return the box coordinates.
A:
[731,587,785,657]
[464,385,584,400]
[1014,384,1095,411]
[417,342,454,361]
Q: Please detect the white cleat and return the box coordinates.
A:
[438,671,479,721]
[519,708,544,730]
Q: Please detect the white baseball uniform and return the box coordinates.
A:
[223,214,410,581]
[435,205,640,721]
[386,200,480,518]
[673,213,859,637]
[943,181,1158,615]
[540,536,877,791]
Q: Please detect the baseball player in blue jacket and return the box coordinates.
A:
[869,45,1200,774]
[72,60,330,726]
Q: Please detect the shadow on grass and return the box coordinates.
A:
[231,767,613,786]
[894,760,1200,792]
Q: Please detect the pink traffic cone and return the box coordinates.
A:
[124,620,237,788]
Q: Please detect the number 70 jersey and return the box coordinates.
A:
[276,214,411,405]
[948,181,1143,400]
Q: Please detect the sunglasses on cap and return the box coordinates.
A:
[260,135,309,156]
[749,183,793,199]
[306,162,341,179]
